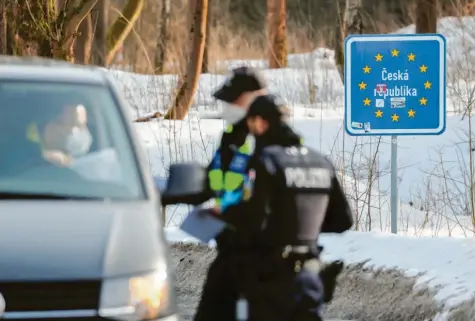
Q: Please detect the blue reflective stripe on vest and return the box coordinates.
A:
[220,189,244,212]
[208,149,251,209]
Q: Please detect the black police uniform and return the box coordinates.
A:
[191,67,268,321]
[220,95,353,321]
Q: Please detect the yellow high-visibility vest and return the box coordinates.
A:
[208,125,253,209]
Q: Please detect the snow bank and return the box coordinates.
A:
[169,242,441,321]
[166,229,475,320]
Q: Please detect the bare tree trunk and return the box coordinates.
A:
[154,0,171,74]
[201,4,210,73]
[6,9,13,55]
[91,0,108,66]
[416,0,437,33]
[24,0,99,61]
[165,0,208,120]
[53,0,99,62]
[267,0,287,69]
[0,0,6,54]
[106,0,145,66]
[130,17,142,72]
[334,2,345,83]
[345,0,364,38]
[267,0,275,67]
[75,14,93,64]
[335,0,364,83]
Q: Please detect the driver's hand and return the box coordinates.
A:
[43,150,72,167]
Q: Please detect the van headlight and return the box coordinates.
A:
[99,263,174,321]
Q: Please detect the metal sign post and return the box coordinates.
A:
[344,34,447,234]
[390,135,398,234]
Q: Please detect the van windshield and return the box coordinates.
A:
[0,81,145,200]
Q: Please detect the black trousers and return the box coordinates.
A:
[244,253,324,321]
[193,248,324,321]
[193,250,238,321]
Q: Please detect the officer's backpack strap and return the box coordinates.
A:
[260,144,335,242]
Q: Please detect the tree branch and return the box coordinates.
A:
[61,0,98,46]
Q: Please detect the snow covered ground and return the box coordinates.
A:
[112,17,475,320]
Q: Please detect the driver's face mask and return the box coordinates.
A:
[63,127,93,157]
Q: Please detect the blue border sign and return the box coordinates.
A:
[344,34,446,136]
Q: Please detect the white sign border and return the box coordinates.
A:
[344,34,446,136]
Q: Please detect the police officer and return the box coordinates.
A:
[192,66,267,321]
[216,94,353,321]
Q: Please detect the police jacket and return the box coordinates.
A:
[220,124,353,249]
[189,120,255,250]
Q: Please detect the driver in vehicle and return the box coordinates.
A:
[40,103,122,183]
[0,80,143,200]
[41,104,93,167]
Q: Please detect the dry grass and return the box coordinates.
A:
[113,0,438,75]
[115,0,475,75]
[124,0,468,74]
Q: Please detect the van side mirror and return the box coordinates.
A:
[161,163,207,206]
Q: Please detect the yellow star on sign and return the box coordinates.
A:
[375,53,383,61]
[408,53,416,61]
[419,97,428,105]
[375,109,383,118]
[358,81,367,90]
[424,81,432,89]
[419,65,428,72]
[363,98,371,106]
[408,109,416,117]
[391,49,399,57]
[362,65,371,73]
[391,113,400,122]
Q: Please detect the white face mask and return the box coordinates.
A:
[64,128,93,157]
[222,103,247,124]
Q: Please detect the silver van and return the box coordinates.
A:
[0,57,178,321]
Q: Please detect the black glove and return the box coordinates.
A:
[319,260,344,303]
[317,245,324,255]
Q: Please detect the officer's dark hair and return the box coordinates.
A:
[247,94,288,125]
[247,94,301,147]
